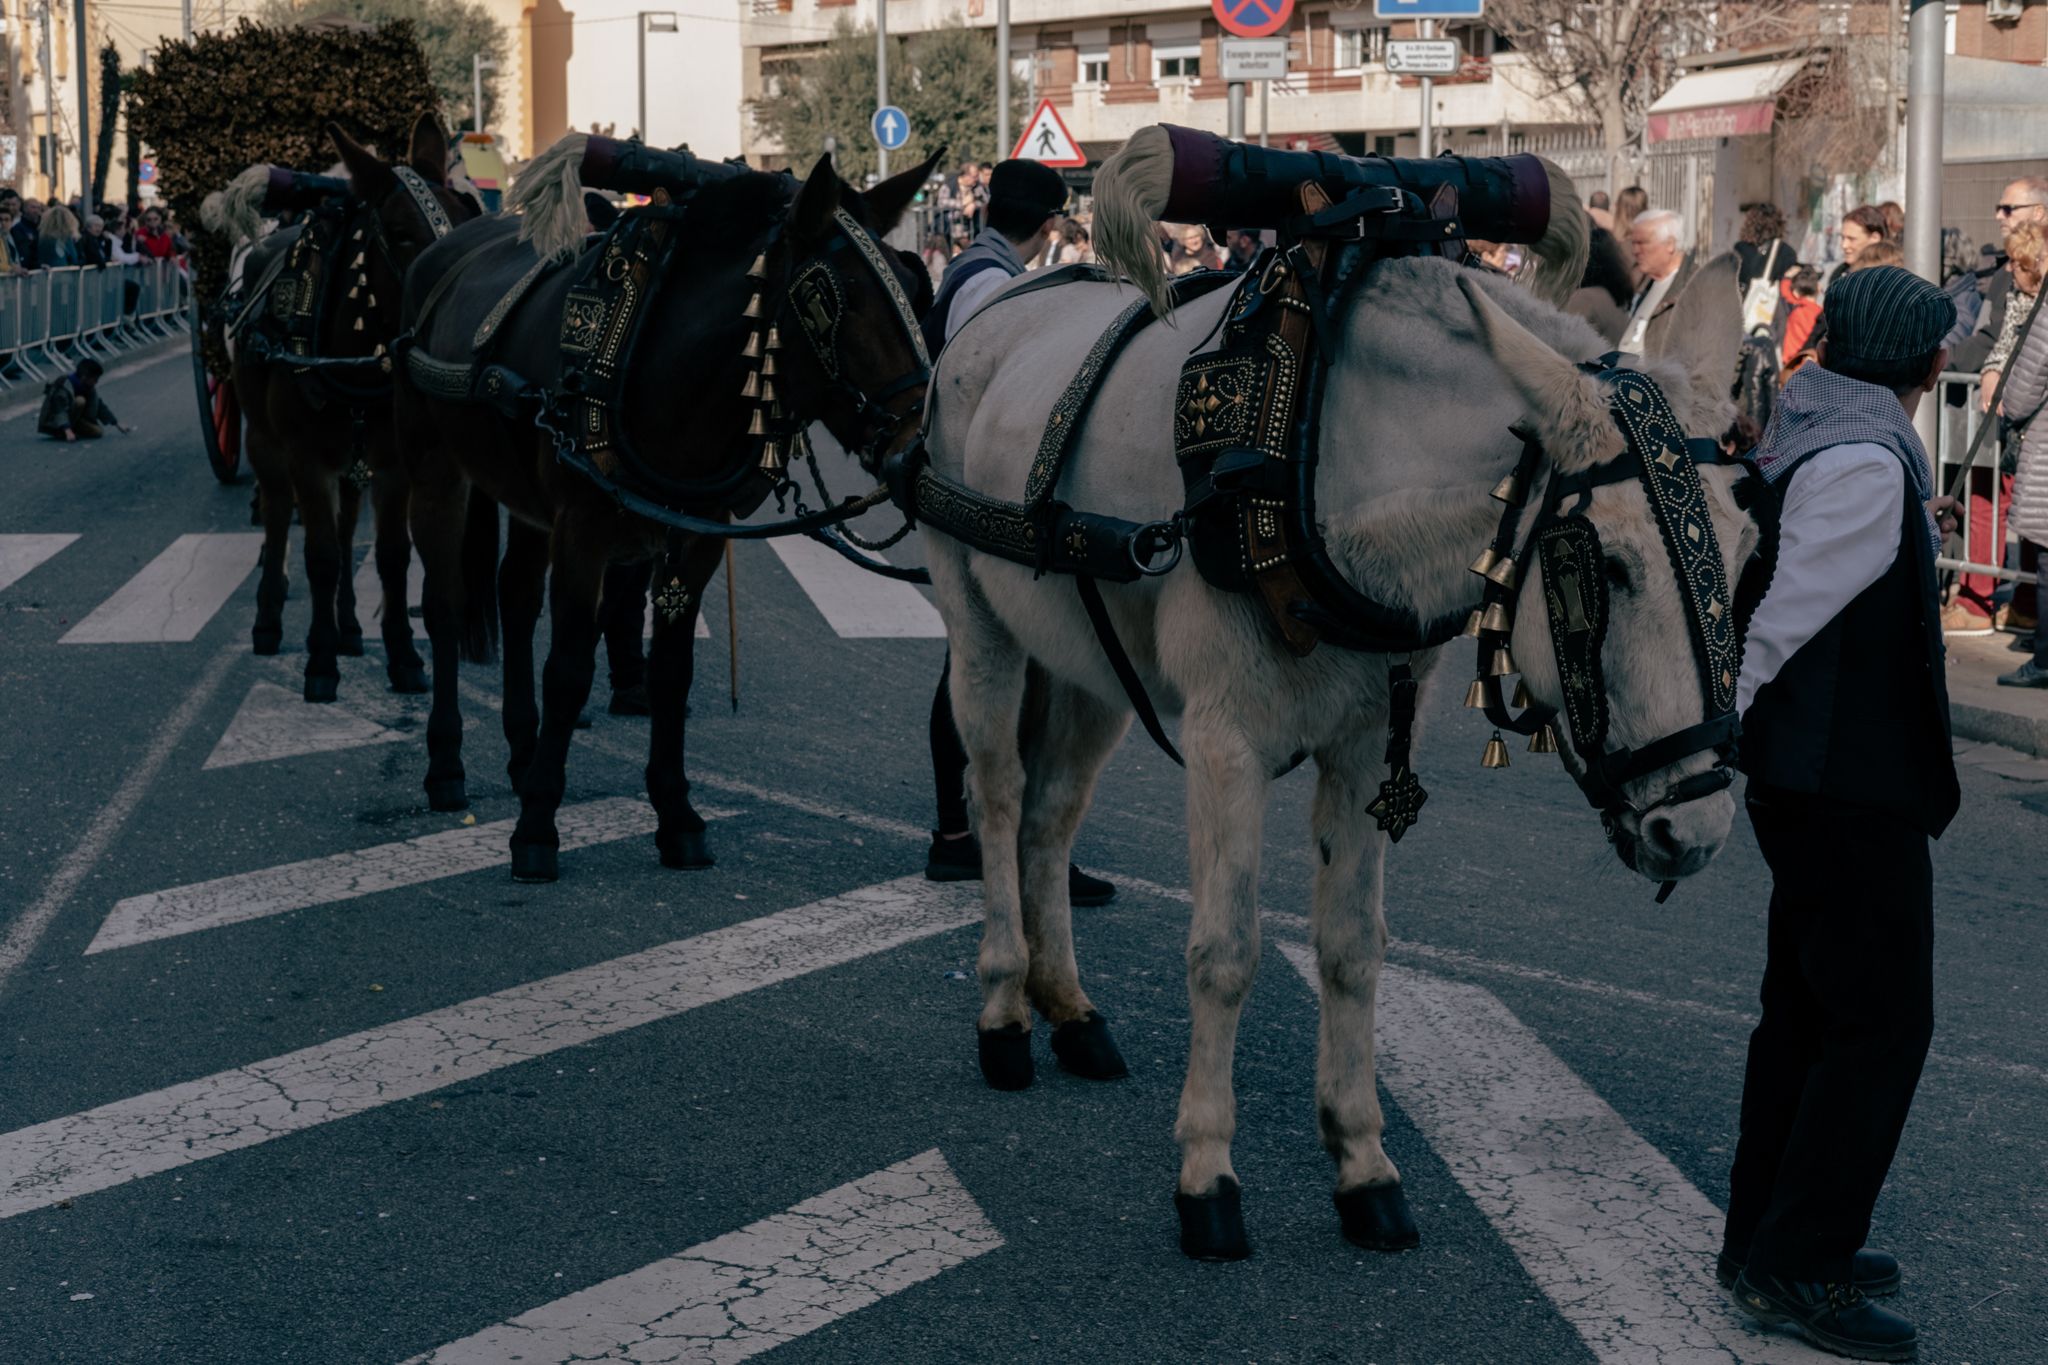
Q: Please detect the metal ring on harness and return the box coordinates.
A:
[1130,520,1184,577]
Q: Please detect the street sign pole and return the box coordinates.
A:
[997,0,1011,173]
[876,0,889,178]
[1418,18,1434,159]
[1907,0,1944,450]
[1260,73,1268,148]
[1228,80,1246,141]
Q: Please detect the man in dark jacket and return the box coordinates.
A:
[8,195,41,270]
[1724,267,1963,1362]
[38,359,131,440]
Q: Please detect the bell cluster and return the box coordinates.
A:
[738,253,786,476]
[1461,465,1561,767]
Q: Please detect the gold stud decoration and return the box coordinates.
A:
[652,575,694,624]
[1528,725,1560,755]
[1480,601,1512,633]
[1481,732,1511,769]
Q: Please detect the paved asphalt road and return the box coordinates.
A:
[0,345,2043,1365]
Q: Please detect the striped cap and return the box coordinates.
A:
[1822,265,1956,365]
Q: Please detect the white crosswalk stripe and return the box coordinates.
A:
[3,876,979,1220]
[202,679,410,770]
[768,536,945,638]
[58,532,264,644]
[406,1150,1001,1365]
[0,532,79,593]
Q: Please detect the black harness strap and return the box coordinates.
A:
[1076,575,1182,766]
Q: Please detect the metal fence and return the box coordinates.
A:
[1931,369,2039,589]
[0,261,190,391]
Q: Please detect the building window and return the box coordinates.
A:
[1080,50,1109,84]
[1331,19,1387,69]
[1334,27,1363,70]
[1155,45,1201,80]
[1373,135,1396,157]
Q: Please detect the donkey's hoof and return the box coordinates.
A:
[252,630,282,657]
[510,840,560,884]
[1334,1181,1420,1252]
[1177,1177,1251,1261]
[657,828,715,870]
[609,683,652,717]
[425,778,468,813]
[303,674,339,704]
[338,632,366,658]
[977,1024,1034,1090]
[388,663,428,694]
[1050,1012,1129,1080]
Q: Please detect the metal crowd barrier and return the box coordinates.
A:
[1931,370,2040,590]
[0,259,189,392]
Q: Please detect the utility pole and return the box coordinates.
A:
[996,0,1010,160]
[181,0,191,40]
[637,12,676,144]
[876,0,889,178]
[1417,18,1434,158]
[472,54,496,134]
[1906,0,1944,450]
[75,0,91,204]
[37,0,58,198]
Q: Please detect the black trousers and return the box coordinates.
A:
[1723,788,1934,1284]
[930,650,969,835]
[600,561,654,691]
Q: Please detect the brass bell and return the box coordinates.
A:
[1484,556,1519,590]
[1480,601,1512,633]
[352,316,364,331]
[759,379,776,404]
[740,371,761,400]
[1461,608,1484,639]
[1469,546,1502,578]
[766,326,782,351]
[1528,725,1560,754]
[1481,732,1512,769]
[747,253,768,280]
[347,285,359,300]
[1463,678,1487,709]
[350,251,365,269]
[1487,647,1516,677]
[1490,471,1527,505]
[366,294,376,309]
[741,331,763,360]
[1511,679,1531,709]
[742,294,765,320]
[747,409,767,436]
[758,439,784,472]
[761,353,777,377]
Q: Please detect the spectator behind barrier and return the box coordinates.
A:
[38,203,81,268]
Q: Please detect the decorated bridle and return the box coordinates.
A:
[1461,363,1772,875]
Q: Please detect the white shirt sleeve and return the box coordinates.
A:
[1736,443,1908,716]
[944,267,1016,343]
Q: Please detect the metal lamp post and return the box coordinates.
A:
[471,55,497,134]
[639,11,679,143]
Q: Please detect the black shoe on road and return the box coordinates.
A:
[1731,1270,1917,1361]
[1997,660,2048,688]
[609,682,652,716]
[1717,1248,1900,1296]
[923,832,1118,906]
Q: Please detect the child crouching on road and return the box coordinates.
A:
[38,358,132,441]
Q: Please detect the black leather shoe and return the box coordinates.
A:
[1732,1270,1917,1361]
[1717,1248,1899,1297]
[1068,865,1116,907]
[924,832,982,882]
[1998,660,2048,688]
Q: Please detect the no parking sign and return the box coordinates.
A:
[1211,0,1294,39]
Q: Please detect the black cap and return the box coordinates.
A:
[987,159,1069,219]
[1822,266,1956,365]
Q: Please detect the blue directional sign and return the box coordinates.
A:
[871,105,910,151]
[1374,0,1484,16]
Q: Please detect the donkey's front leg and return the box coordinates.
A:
[645,537,723,870]
[372,468,427,693]
[509,517,606,883]
[1309,734,1418,1252]
[292,464,346,703]
[1175,710,1270,1261]
[335,474,366,658]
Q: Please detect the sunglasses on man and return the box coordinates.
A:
[1995,202,2043,217]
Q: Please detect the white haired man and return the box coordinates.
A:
[1620,208,1693,357]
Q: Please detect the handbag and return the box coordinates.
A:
[1739,240,1787,334]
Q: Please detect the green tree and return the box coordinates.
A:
[752,17,1027,182]
[256,0,507,133]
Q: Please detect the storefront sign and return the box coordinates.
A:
[1646,100,1775,145]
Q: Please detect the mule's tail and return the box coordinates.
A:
[1518,158,1589,311]
[200,163,272,248]
[509,132,591,261]
[459,487,500,665]
[1092,127,1178,320]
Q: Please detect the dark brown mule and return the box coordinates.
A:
[236,115,481,700]
[395,141,942,881]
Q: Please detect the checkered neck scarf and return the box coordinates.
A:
[1752,362,1941,555]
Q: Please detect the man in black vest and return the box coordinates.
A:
[920,160,1114,907]
[1723,266,1963,1362]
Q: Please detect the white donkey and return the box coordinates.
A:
[920,135,1760,1259]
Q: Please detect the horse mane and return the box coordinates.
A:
[509,131,591,261]
[1091,126,1176,319]
[202,163,273,247]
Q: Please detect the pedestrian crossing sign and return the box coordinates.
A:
[1011,100,1087,167]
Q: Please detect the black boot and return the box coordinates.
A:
[1731,1270,1917,1361]
[1068,865,1116,907]
[1717,1247,1899,1297]
[924,832,982,882]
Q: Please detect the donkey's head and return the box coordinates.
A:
[1458,268,1764,882]
[768,149,944,471]
[326,115,481,347]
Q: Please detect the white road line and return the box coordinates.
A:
[86,796,736,954]
[768,535,945,638]
[0,533,79,593]
[352,552,426,641]
[6,876,981,1220]
[59,532,265,644]
[1274,942,1829,1365]
[0,641,242,996]
[202,680,409,770]
[404,1149,1001,1365]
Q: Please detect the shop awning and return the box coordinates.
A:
[1645,58,1808,146]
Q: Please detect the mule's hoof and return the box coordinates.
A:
[609,683,652,717]
[1334,1181,1420,1252]
[303,674,339,704]
[1050,1011,1129,1080]
[388,663,428,694]
[252,630,282,657]
[338,633,366,658]
[977,1024,1034,1091]
[510,841,559,884]
[1177,1177,1251,1261]
[425,778,468,813]
[657,828,715,870]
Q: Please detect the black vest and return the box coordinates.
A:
[1741,453,1960,836]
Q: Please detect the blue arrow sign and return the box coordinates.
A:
[871,105,910,151]
[1373,0,1485,16]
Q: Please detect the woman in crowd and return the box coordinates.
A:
[134,206,182,262]
[1045,218,1093,266]
[1565,226,1633,345]
[1990,221,2048,686]
[1942,227,1985,347]
[37,204,81,267]
[1168,223,1220,275]
[1979,222,2043,415]
[1828,204,1889,289]
[1734,202,1795,293]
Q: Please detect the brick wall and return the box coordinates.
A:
[1953,0,2048,62]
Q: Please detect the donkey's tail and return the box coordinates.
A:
[200,163,272,248]
[509,132,591,262]
[459,486,501,665]
[1091,125,1178,320]
[1518,158,1590,311]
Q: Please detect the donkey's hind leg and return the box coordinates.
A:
[1174,707,1271,1261]
[1019,673,1131,1080]
[247,430,292,658]
[645,537,724,870]
[335,475,366,658]
[498,519,550,794]
[411,475,473,812]
[508,513,607,883]
[1309,728,1417,1252]
[290,460,346,704]
[371,468,426,692]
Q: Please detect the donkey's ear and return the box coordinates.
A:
[1457,272,1620,473]
[328,122,394,198]
[408,113,450,186]
[791,154,842,241]
[1649,251,1742,421]
[866,145,946,236]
